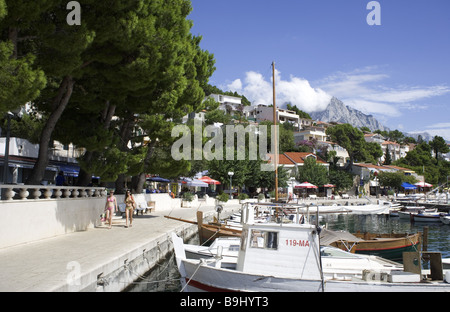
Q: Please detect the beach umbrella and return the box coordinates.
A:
[198,176,221,185]
[401,182,417,190]
[147,176,170,183]
[179,177,208,187]
[323,184,336,188]
[294,182,318,189]
[415,181,433,187]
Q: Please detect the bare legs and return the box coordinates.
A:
[106,208,113,229]
[125,208,133,228]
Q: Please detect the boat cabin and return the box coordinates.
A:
[236,222,322,280]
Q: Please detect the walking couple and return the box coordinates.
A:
[104,190,136,228]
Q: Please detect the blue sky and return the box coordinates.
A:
[188,0,450,140]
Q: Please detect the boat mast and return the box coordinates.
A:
[272,61,279,202]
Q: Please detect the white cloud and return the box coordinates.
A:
[317,67,450,118]
[227,78,242,91]
[343,99,402,117]
[226,70,332,113]
[225,66,450,129]
[424,123,450,140]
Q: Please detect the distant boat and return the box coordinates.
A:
[413,212,444,223]
[397,207,436,221]
[441,215,450,225]
[323,230,420,262]
[165,211,241,245]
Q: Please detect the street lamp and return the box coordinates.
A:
[228,171,234,199]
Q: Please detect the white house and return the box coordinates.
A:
[246,105,301,130]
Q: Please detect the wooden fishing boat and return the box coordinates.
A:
[329,231,420,261]
[165,211,241,245]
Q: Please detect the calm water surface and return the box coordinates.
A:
[127,214,450,292]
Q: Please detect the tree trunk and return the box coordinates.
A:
[76,151,93,186]
[75,102,116,186]
[132,141,156,193]
[8,27,18,59]
[26,76,75,185]
[114,115,134,193]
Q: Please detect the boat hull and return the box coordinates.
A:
[413,214,442,223]
[178,258,450,292]
[331,233,420,261]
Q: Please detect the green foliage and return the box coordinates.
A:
[328,168,353,191]
[182,192,194,202]
[297,157,328,186]
[205,109,232,125]
[0,42,46,114]
[327,123,382,166]
[377,171,403,191]
[238,193,249,200]
[286,103,311,119]
[216,192,229,202]
[383,146,392,165]
[429,136,449,161]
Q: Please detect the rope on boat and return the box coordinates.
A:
[200,228,221,246]
[180,260,204,292]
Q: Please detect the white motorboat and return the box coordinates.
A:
[413,212,446,223]
[397,207,437,221]
[441,215,450,225]
[172,206,450,292]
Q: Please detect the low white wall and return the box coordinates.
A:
[0,198,105,249]
[145,193,181,211]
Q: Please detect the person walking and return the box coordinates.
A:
[105,190,118,229]
[124,190,136,228]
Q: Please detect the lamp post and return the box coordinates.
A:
[228,171,234,199]
[374,171,379,199]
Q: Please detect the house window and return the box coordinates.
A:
[249,230,278,250]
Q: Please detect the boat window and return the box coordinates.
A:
[229,245,240,252]
[250,230,278,250]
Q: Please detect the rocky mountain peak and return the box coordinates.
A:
[310,97,389,132]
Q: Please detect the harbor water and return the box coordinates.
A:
[126,214,450,292]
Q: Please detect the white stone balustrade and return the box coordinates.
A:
[0,185,107,201]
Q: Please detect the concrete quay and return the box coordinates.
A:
[0,201,241,292]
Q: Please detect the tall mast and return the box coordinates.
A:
[272,62,279,202]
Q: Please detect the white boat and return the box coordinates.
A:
[413,212,447,223]
[172,207,450,292]
[388,203,403,217]
[443,258,450,269]
[181,236,404,281]
[397,207,437,221]
[440,215,450,225]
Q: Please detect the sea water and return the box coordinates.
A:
[126,214,450,292]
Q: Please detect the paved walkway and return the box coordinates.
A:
[0,202,241,292]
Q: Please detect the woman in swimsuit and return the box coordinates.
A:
[105,190,118,229]
[124,190,136,228]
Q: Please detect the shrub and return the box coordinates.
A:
[217,193,229,202]
[238,193,249,200]
[182,192,194,202]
